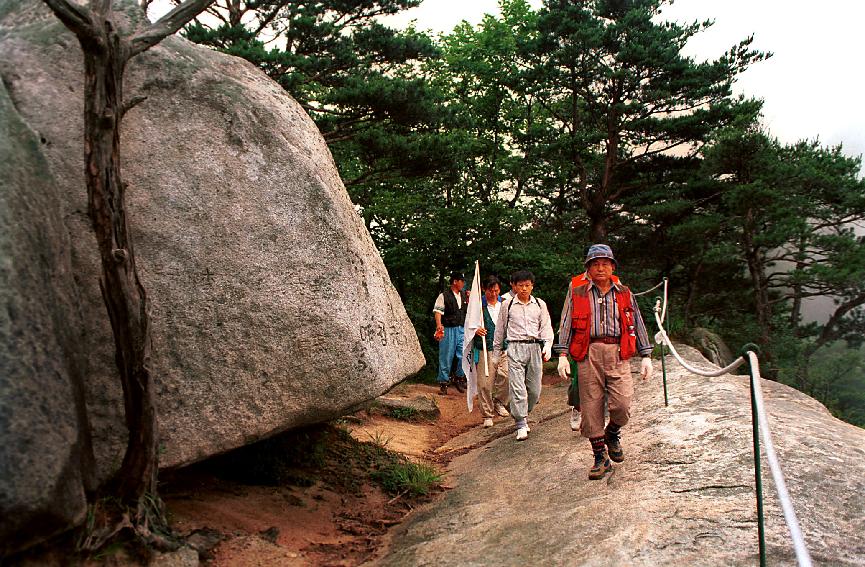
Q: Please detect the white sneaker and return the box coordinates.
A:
[570,407,581,431]
[495,403,510,417]
[483,418,494,428]
[516,427,528,441]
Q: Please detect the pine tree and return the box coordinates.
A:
[530,0,767,242]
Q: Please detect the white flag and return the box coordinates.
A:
[463,260,484,412]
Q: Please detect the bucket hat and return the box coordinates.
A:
[584,244,617,267]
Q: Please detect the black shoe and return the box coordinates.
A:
[588,452,613,480]
[605,426,624,463]
[452,376,466,393]
[438,383,448,396]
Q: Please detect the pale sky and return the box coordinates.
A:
[152,0,865,170]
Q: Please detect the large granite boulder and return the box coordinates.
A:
[0,70,92,556]
[375,346,865,565]
[0,0,424,553]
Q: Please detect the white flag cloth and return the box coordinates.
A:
[462,260,483,412]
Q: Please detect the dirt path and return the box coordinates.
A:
[162,379,545,566]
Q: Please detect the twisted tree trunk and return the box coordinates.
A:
[42,0,214,511]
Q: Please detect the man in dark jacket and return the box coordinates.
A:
[471,275,511,427]
[433,272,468,395]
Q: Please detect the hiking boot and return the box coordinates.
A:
[515,427,529,441]
[438,383,448,396]
[569,407,581,431]
[483,418,494,428]
[495,402,510,417]
[588,452,612,480]
[452,376,467,393]
[605,426,624,463]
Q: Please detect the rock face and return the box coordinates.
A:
[0,0,423,553]
[688,326,735,367]
[0,67,91,556]
[374,346,865,566]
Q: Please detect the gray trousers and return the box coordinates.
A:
[507,342,543,422]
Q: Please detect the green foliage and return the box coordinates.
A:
[366,429,392,449]
[388,406,421,421]
[370,461,443,496]
[528,0,768,241]
[780,342,865,427]
[183,0,865,425]
[349,429,442,495]
[695,124,865,378]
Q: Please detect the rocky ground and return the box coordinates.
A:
[370,349,865,567]
[15,349,863,566]
[158,372,568,567]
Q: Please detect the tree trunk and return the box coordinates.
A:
[683,258,704,327]
[80,18,157,506]
[42,0,216,537]
[742,207,775,377]
[587,204,607,243]
[789,234,807,335]
[587,83,619,245]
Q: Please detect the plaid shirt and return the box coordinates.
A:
[556,281,653,357]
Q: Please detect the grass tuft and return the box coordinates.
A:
[371,461,442,497]
[388,406,420,421]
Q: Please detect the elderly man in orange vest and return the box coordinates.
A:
[555,244,654,480]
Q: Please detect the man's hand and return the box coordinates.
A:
[542,343,552,362]
[475,327,487,337]
[640,357,653,380]
[434,325,444,342]
[557,356,570,380]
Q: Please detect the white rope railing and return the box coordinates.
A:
[651,296,813,567]
[653,301,747,377]
[654,328,748,376]
[636,278,668,322]
[745,350,813,567]
[633,279,666,296]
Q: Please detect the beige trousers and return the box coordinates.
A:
[476,349,510,418]
[577,343,633,438]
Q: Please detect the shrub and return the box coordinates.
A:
[371,461,442,497]
[388,406,420,421]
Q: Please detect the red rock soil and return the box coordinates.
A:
[161,381,487,566]
[160,368,565,566]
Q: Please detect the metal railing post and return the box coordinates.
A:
[652,286,812,567]
[745,346,767,567]
[655,295,669,406]
[660,343,669,406]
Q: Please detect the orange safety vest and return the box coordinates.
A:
[568,273,637,362]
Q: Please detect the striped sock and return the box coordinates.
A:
[590,436,606,455]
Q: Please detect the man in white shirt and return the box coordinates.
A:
[492,270,554,440]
